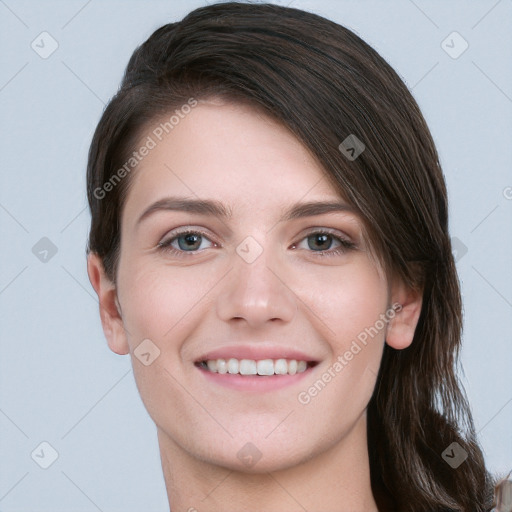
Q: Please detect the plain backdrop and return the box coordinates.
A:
[0,1,511,510]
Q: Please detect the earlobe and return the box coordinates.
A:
[386,278,423,350]
[87,252,130,355]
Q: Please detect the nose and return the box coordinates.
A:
[215,243,297,328]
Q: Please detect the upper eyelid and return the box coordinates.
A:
[158,227,217,247]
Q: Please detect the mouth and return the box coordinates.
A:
[194,356,320,392]
[195,358,319,376]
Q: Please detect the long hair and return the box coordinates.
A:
[86,3,495,510]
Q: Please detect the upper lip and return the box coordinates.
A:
[195,345,320,363]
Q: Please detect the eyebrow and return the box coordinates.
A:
[135,196,357,226]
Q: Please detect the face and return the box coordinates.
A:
[94,99,406,473]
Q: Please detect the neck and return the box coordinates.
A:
[157,412,379,512]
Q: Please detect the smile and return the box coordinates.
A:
[195,357,319,392]
[196,358,317,376]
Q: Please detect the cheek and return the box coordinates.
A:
[118,262,214,344]
[293,259,387,410]
[295,258,388,347]
[304,262,388,415]
[117,263,215,426]
[295,275,387,433]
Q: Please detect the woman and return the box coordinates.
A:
[86,2,495,510]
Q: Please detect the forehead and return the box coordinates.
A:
[122,100,347,222]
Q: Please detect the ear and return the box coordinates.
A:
[386,277,423,350]
[87,252,130,355]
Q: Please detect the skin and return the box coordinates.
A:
[88,99,422,512]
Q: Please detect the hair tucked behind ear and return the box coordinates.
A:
[86,3,496,509]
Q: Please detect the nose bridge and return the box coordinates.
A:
[215,235,297,327]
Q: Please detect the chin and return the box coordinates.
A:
[206,446,311,474]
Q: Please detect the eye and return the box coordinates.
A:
[157,229,216,255]
[156,227,355,258]
[292,229,355,256]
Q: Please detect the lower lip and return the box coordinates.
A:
[196,364,315,392]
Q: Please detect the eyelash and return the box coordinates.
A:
[157,228,356,258]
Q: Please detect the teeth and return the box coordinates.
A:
[200,358,310,376]
[257,359,274,376]
[227,358,239,374]
[297,360,307,373]
[217,358,228,374]
[240,359,257,375]
[274,359,288,375]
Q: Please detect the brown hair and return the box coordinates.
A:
[86,2,495,510]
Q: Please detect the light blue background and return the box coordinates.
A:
[1,1,511,510]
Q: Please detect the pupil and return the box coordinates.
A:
[309,234,331,251]
[179,233,201,250]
